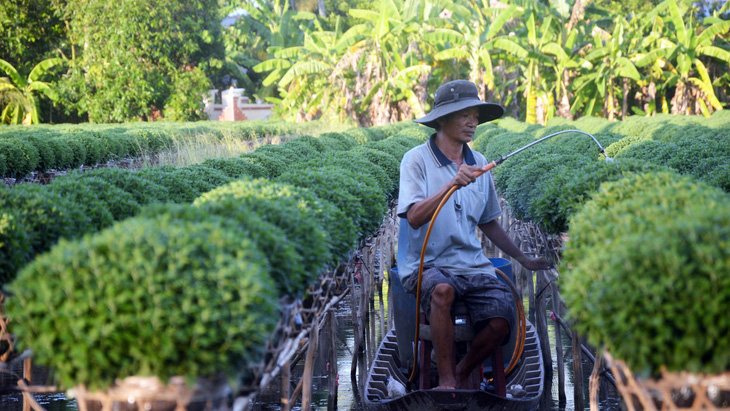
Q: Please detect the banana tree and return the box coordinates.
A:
[0,58,64,125]
[422,1,522,102]
[635,0,730,116]
[342,0,437,125]
[571,17,642,120]
[492,8,560,124]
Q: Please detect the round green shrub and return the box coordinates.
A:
[0,138,40,178]
[563,171,730,376]
[283,136,324,159]
[46,137,75,170]
[179,164,232,190]
[56,134,87,169]
[0,210,31,283]
[51,175,140,222]
[350,146,399,196]
[5,215,277,391]
[532,159,666,233]
[277,166,386,237]
[195,179,331,293]
[298,151,390,198]
[259,178,358,263]
[0,184,89,285]
[74,131,104,165]
[201,157,265,180]
[45,179,115,230]
[286,134,327,154]
[138,202,305,295]
[76,168,169,205]
[317,132,358,151]
[138,166,199,203]
[25,136,56,173]
[239,150,290,179]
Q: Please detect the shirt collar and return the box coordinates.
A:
[427,133,477,167]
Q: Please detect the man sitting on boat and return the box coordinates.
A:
[397,79,551,390]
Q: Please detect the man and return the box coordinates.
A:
[398,80,551,390]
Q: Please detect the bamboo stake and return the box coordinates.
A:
[350,259,360,383]
[281,362,291,411]
[589,351,603,411]
[301,318,319,411]
[535,270,552,374]
[23,357,32,411]
[573,330,585,411]
[551,281,567,404]
[327,310,338,411]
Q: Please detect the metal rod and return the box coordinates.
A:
[497,129,609,165]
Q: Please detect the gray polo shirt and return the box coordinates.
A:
[397,135,502,281]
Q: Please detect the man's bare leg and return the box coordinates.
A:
[454,317,509,389]
[430,283,456,389]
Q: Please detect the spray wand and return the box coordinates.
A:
[407,129,612,386]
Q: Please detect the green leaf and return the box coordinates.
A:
[697,20,730,46]
[616,57,641,81]
[423,28,466,46]
[493,38,528,59]
[434,48,470,61]
[485,5,519,40]
[253,59,292,73]
[699,46,730,64]
[668,0,687,46]
[0,59,25,89]
[278,61,331,88]
[27,58,64,82]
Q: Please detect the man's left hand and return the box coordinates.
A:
[517,256,553,271]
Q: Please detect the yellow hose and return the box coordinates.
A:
[407,162,526,385]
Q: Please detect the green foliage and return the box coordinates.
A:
[0,184,88,285]
[56,0,225,122]
[277,165,386,237]
[532,159,666,233]
[316,132,358,151]
[5,215,277,390]
[0,137,40,178]
[47,175,140,227]
[195,179,332,294]
[163,67,211,121]
[351,145,400,195]
[201,157,265,180]
[563,171,730,375]
[239,150,291,179]
[138,166,202,204]
[75,168,168,206]
[299,151,390,197]
[0,208,31,283]
[153,202,304,297]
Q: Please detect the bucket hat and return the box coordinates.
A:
[414,80,504,128]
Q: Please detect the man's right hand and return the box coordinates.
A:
[451,164,483,187]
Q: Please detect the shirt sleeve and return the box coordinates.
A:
[397,150,427,219]
[479,172,502,224]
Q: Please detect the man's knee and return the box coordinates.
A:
[488,317,510,339]
[431,283,455,310]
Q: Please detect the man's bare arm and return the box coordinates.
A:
[478,219,552,271]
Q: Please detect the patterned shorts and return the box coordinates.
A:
[403,266,516,345]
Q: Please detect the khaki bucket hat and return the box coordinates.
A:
[414,80,504,128]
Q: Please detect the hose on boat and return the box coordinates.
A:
[406,129,612,386]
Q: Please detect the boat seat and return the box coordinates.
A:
[417,302,506,395]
